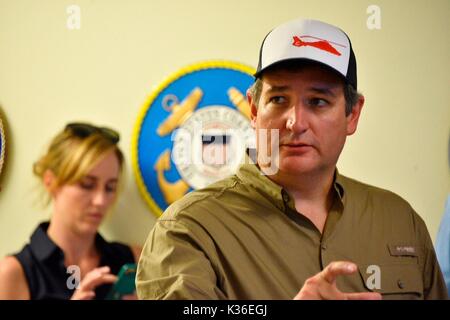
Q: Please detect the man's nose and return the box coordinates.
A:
[286,105,309,133]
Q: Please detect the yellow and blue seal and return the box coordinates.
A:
[132,61,255,217]
[0,114,5,178]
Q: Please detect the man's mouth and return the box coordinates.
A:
[280,142,314,152]
[283,143,310,147]
[282,141,312,147]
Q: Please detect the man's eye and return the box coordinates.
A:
[269,96,287,104]
[308,98,329,107]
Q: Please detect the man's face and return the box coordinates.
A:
[248,64,363,179]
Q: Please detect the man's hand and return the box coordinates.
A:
[71,266,117,300]
[294,261,382,300]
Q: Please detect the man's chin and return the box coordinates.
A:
[257,153,319,176]
[278,157,318,175]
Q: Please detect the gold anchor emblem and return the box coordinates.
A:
[227,87,251,119]
[154,150,190,205]
[154,86,251,205]
[157,87,203,136]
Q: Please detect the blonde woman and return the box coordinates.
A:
[0,122,141,300]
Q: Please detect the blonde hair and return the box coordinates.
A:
[33,124,124,198]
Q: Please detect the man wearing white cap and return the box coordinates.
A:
[137,18,448,300]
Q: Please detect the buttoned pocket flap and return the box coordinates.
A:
[359,263,423,299]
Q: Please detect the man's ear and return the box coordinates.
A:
[246,89,258,129]
[346,95,364,136]
[43,169,57,195]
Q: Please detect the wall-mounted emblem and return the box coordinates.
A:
[0,114,5,178]
[132,61,255,216]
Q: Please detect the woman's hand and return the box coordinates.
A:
[70,266,117,300]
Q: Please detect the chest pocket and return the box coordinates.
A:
[359,263,423,300]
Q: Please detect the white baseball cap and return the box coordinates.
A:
[255,18,357,89]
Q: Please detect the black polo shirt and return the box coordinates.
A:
[14,222,135,300]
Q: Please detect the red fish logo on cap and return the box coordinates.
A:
[292,35,343,56]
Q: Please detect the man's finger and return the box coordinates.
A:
[346,292,382,300]
[321,261,357,284]
[317,285,347,300]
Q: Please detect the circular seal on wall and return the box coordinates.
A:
[0,115,5,178]
[132,61,255,217]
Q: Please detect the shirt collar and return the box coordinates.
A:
[334,169,346,201]
[236,161,285,211]
[29,222,63,262]
[236,157,346,210]
[29,221,109,263]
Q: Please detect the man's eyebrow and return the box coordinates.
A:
[265,85,291,93]
[309,86,338,97]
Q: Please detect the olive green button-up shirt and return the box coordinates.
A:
[136,163,448,300]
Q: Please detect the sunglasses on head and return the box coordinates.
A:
[65,122,120,144]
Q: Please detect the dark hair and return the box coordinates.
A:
[249,61,362,116]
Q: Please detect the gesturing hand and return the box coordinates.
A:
[294,261,382,300]
[71,266,117,300]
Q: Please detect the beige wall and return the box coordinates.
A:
[0,0,449,258]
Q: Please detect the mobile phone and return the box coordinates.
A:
[105,263,137,300]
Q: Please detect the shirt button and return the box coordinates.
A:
[282,192,289,202]
[397,280,405,289]
[321,244,327,250]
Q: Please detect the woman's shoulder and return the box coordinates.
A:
[0,256,30,299]
[0,256,23,276]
